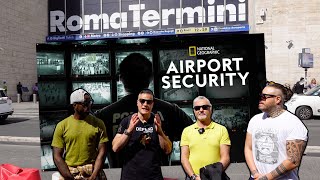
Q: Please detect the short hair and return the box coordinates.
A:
[266,82,293,103]
[193,96,212,107]
[119,53,153,93]
[138,88,154,99]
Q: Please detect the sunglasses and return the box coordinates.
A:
[138,99,153,105]
[259,93,277,100]
[193,105,211,111]
[76,100,93,107]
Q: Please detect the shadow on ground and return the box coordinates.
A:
[0,118,30,125]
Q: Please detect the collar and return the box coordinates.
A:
[193,121,215,129]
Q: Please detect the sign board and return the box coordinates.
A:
[37,33,266,170]
[48,0,248,36]
[299,53,314,68]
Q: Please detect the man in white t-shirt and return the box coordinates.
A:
[245,82,308,180]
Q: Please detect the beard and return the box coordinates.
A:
[196,113,209,121]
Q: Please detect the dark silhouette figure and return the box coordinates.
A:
[17,82,23,101]
[95,53,193,168]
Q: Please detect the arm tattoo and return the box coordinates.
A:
[286,140,307,165]
[271,163,287,178]
[258,175,268,180]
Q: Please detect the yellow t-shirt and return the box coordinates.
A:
[180,121,231,175]
[51,114,108,166]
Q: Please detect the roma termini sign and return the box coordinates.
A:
[49,0,248,36]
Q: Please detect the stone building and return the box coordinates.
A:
[0,0,319,101]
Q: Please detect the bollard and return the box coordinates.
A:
[17,94,21,103]
[33,94,37,103]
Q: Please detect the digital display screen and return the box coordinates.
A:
[72,82,111,105]
[37,52,65,76]
[71,52,110,76]
[115,50,152,73]
[117,80,154,100]
[160,79,199,101]
[205,77,249,99]
[211,104,250,131]
[38,81,67,107]
[159,49,197,71]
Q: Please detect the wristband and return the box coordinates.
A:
[123,129,132,136]
[190,174,197,180]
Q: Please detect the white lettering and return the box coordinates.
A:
[49,0,247,33]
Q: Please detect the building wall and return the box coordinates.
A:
[0,0,47,101]
[250,0,320,88]
[1,0,319,102]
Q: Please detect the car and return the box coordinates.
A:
[0,88,14,120]
[285,85,320,120]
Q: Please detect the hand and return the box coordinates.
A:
[87,175,96,180]
[127,113,139,133]
[154,113,163,134]
[195,176,201,180]
[252,173,261,180]
[256,174,268,180]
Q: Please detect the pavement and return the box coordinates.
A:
[1,102,320,179]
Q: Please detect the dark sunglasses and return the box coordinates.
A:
[193,105,211,111]
[76,100,93,107]
[259,93,277,100]
[138,99,153,105]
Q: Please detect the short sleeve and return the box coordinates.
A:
[287,119,308,141]
[117,116,130,134]
[247,116,256,134]
[51,122,65,149]
[220,126,231,145]
[180,128,189,147]
[97,119,109,144]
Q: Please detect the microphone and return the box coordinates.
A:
[198,128,205,134]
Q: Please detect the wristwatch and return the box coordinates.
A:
[123,129,132,136]
[190,174,197,180]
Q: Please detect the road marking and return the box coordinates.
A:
[0,136,40,143]
[305,146,320,153]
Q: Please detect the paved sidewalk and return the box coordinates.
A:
[1,102,320,180]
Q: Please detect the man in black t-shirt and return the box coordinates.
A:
[112,89,172,180]
[94,53,193,168]
[293,78,305,94]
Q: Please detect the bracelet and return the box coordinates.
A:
[123,129,132,136]
[190,174,197,180]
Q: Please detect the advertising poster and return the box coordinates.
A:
[37,33,266,170]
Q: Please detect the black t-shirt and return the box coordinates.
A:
[118,114,163,180]
[294,82,304,94]
[94,94,193,167]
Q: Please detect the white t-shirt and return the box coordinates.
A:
[247,111,308,180]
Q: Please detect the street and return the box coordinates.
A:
[1,102,320,179]
[303,118,320,146]
[0,143,41,168]
[0,102,39,137]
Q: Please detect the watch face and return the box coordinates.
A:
[191,175,196,180]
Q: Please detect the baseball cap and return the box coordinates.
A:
[70,88,90,104]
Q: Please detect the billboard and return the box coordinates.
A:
[48,0,249,37]
[37,33,266,170]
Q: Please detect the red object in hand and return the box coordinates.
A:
[0,164,41,180]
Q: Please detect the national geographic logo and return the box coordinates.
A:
[189,46,197,56]
[189,46,220,56]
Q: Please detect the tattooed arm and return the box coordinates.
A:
[260,139,307,180]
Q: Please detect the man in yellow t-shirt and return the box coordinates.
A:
[52,88,108,180]
[180,96,231,180]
